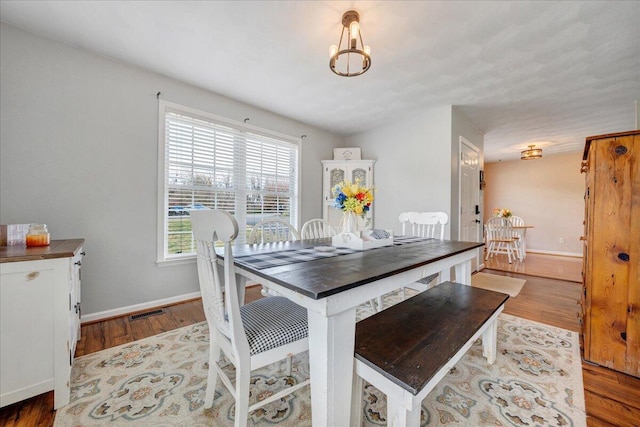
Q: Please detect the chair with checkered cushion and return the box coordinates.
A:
[191,210,310,427]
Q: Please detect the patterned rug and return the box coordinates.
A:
[55,304,586,426]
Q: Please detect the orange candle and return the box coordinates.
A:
[26,224,50,247]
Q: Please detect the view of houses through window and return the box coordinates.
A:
[159,101,299,260]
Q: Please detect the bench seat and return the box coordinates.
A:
[352,281,509,427]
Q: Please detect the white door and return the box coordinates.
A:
[459,138,482,271]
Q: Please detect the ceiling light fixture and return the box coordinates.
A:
[521,145,543,160]
[329,10,371,77]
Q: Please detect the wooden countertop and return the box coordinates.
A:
[0,239,85,263]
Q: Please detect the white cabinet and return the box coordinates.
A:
[0,239,84,409]
[322,160,375,230]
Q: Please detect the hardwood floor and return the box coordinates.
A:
[1,259,638,426]
[484,250,583,283]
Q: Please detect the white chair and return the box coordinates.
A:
[300,218,336,239]
[509,215,526,260]
[402,212,449,292]
[376,212,449,311]
[248,218,300,244]
[484,216,519,263]
[191,210,310,427]
[248,218,300,296]
[399,211,447,240]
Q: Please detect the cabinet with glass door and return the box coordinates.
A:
[322,160,375,231]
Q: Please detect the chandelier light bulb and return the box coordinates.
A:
[364,45,371,56]
[329,44,338,58]
[349,20,360,41]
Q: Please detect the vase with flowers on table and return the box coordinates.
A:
[330,180,392,249]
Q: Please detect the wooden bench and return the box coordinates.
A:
[351,281,509,427]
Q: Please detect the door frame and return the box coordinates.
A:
[458,136,484,270]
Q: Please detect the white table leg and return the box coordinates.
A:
[235,273,247,305]
[482,318,498,364]
[386,397,421,427]
[454,259,472,285]
[308,308,357,427]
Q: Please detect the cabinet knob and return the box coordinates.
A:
[579,236,587,241]
[81,251,86,256]
[74,261,82,266]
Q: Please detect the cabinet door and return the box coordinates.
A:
[322,160,375,230]
[586,134,639,376]
[1,262,55,407]
[69,249,82,356]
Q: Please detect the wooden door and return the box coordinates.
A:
[584,131,639,376]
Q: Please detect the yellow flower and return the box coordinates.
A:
[355,205,363,214]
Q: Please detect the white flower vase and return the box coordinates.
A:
[342,211,358,235]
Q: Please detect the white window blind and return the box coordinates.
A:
[158,101,299,261]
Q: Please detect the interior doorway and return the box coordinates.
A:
[459,137,482,271]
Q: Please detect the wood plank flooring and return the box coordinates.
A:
[1,257,638,427]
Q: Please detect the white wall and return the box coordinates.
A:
[0,24,342,318]
[483,151,584,255]
[345,107,453,236]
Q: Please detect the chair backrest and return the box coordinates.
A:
[399,211,448,239]
[510,215,524,226]
[191,209,249,356]
[300,218,336,239]
[248,218,300,244]
[485,216,514,241]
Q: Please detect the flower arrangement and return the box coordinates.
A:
[332,179,374,218]
[493,208,512,218]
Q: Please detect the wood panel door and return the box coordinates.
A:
[583,130,639,377]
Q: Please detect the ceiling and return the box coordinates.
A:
[1,1,639,161]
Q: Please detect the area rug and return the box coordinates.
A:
[55,313,585,426]
[472,272,526,297]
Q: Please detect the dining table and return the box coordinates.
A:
[228,236,484,427]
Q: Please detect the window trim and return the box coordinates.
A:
[156,100,301,265]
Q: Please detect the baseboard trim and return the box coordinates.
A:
[527,249,582,258]
[81,291,201,324]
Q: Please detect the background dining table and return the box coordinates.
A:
[227,236,484,426]
[511,225,534,259]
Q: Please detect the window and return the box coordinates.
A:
[157,101,300,263]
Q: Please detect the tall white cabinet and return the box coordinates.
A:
[0,239,84,409]
[322,159,375,230]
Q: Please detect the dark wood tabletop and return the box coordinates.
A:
[231,238,484,299]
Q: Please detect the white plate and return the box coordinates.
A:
[314,246,336,252]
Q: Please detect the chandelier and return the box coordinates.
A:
[329,10,371,77]
[521,145,543,160]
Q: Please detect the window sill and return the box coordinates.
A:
[156,256,196,268]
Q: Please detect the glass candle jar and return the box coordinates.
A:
[26,223,50,247]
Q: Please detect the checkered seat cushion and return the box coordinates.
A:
[240,296,308,355]
[416,272,439,286]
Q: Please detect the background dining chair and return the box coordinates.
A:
[248,218,300,296]
[402,211,449,291]
[191,209,310,427]
[248,218,300,244]
[484,216,519,263]
[375,212,449,311]
[509,215,526,260]
[300,218,336,239]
